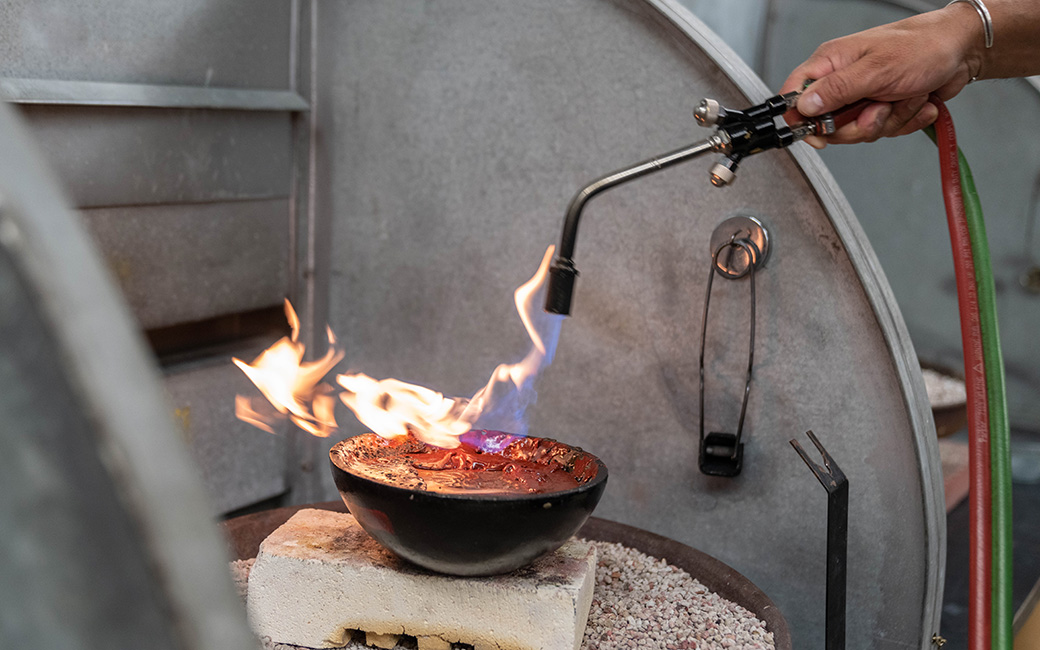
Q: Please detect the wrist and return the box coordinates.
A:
[943,0,991,81]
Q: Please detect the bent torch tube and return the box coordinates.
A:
[544,87,850,316]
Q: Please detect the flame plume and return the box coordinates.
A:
[234,246,562,449]
[337,245,562,448]
[233,300,344,437]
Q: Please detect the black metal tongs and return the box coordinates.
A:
[791,430,849,650]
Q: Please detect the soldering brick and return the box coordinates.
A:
[416,635,452,650]
[364,632,399,648]
[246,509,597,650]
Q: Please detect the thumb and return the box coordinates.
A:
[798,65,876,116]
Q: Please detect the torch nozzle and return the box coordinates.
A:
[544,259,578,316]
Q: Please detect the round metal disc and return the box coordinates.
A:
[709,215,770,278]
[305,2,945,648]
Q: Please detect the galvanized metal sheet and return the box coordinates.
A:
[0,203,181,650]
[0,0,291,90]
[18,105,292,208]
[315,2,942,648]
[81,199,291,329]
[163,360,289,515]
[0,101,255,649]
[2,77,309,111]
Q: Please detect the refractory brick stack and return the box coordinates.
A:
[246,509,597,650]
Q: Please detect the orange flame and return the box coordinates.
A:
[337,245,560,448]
[234,247,561,448]
[233,299,344,437]
[336,375,473,449]
[460,245,558,425]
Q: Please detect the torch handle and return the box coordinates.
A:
[828,99,873,131]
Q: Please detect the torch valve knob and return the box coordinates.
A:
[709,157,739,187]
[694,89,815,188]
[694,98,722,127]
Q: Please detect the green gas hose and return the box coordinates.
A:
[956,141,1013,650]
[927,102,1012,650]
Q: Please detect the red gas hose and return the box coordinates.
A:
[932,98,992,650]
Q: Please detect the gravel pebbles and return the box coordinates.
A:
[233,541,774,650]
[582,541,772,650]
[922,368,967,408]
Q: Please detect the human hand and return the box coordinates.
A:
[779,4,986,147]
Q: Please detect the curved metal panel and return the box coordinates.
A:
[0,101,256,649]
[0,206,181,649]
[317,1,942,648]
[623,5,944,646]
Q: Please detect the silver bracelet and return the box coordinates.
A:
[946,0,994,49]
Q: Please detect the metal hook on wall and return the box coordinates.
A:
[698,215,769,477]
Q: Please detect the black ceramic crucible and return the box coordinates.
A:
[329,433,608,576]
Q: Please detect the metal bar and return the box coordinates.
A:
[556,138,717,260]
[1,77,309,112]
[735,242,756,448]
[698,253,716,449]
[545,137,720,315]
[286,0,329,506]
[791,431,848,650]
[826,479,849,650]
[698,238,758,453]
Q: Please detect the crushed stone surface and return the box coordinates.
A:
[234,540,774,650]
[581,541,773,650]
[922,368,967,408]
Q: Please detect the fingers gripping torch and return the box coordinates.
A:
[544,88,865,315]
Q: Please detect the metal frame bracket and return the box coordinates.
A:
[791,430,849,650]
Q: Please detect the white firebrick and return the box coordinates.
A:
[246,509,596,650]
